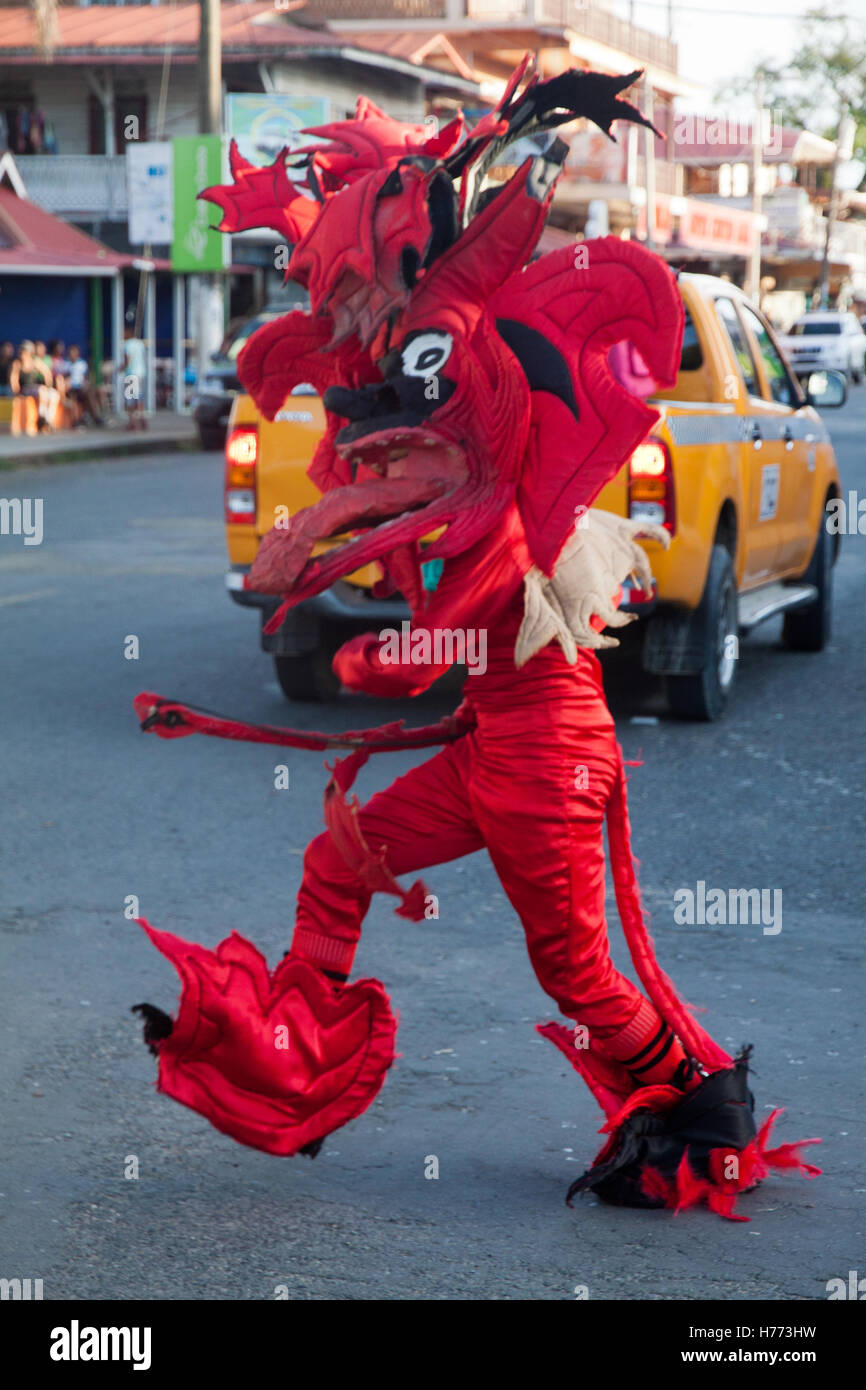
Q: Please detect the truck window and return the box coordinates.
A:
[792,320,841,335]
[680,309,703,372]
[715,297,759,397]
[739,302,799,407]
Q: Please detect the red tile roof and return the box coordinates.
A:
[0,186,135,272]
[331,29,477,82]
[0,2,478,85]
[0,4,345,61]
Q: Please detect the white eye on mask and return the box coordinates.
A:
[400,331,453,378]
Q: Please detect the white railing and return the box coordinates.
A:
[15,155,128,220]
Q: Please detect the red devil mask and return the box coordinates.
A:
[203,61,682,610]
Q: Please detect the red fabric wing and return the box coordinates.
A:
[237,310,377,494]
[237,310,333,420]
[138,919,397,1156]
[200,141,318,244]
[489,237,684,575]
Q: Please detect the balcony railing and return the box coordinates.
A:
[15,155,128,221]
[304,1,447,16]
[308,2,678,73]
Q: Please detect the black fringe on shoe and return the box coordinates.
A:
[131,1002,173,1057]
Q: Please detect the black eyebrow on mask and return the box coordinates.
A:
[495,318,580,422]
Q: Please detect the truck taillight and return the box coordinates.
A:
[225,428,258,524]
[628,438,675,533]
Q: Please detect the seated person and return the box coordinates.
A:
[65,345,104,426]
[0,341,14,396]
[8,342,45,434]
[48,340,70,401]
[32,339,60,428]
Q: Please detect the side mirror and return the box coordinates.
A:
[805,369,847,409]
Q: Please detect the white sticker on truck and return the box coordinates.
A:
[759,463,780,521]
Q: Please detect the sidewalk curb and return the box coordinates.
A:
[0,433,200,470]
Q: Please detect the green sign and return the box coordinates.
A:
[171,135,226,272]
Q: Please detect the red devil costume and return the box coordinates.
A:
[133,61,820,1218]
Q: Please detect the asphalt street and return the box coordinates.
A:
[1,391,864,1301]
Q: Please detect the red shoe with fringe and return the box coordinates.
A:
[561,1050,821,1221]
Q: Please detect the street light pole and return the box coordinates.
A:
[745,73,764,304]
[197,0,224,399]
[818,101,850,311]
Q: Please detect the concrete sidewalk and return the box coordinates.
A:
[0,411,200,468]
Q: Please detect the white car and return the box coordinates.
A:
[781,312,866,383]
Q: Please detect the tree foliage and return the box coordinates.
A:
[715,7,866,148]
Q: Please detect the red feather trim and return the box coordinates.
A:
[638,1109,822,1221]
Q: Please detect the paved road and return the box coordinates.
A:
[1,391,864,1301]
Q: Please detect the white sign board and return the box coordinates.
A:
[127,142,174,245]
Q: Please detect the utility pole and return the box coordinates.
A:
[818,101,852,310]
[745,73,764,304]
[642,70,656,253]
[197,0,224,397]
[199,0,221,136]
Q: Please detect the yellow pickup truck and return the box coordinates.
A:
[224,272,844,719]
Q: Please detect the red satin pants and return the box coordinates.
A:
[291,705,651,1043]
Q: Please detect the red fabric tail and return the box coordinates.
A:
[323,746,431,922]
[605,754,732,1072]
[133,691,473,753]
[134,692,456,924]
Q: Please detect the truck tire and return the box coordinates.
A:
[273,627,343,702]
[782,520,832,652]
[665,545,738,722]
[197,425,225,451]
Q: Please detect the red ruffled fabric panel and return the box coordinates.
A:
[138,920,397,1156]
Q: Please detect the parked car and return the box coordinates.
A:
[779,311,866,383]
[192,285,308,449]
[223,273,844,719]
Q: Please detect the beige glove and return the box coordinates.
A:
[515,509,670,667]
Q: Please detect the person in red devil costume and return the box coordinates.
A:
[133,62,820,1219]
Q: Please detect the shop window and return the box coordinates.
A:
[2,101,57,155]
[88,93,148,154]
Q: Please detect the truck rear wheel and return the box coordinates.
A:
[665,545,738,721]
[273,628,343,702]
[782,520,832,652]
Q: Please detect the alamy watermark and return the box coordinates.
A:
[673,109,784,158]
[0,497,43,545]
[378,622,487,676]
[1,1276,43,1299]
[49,1321,151,1370]
[674,881,782,935]
[826,491,866,535]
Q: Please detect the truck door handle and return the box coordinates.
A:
[782,424,794,451]
[750,421,762,449]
